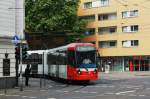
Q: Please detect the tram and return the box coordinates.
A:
[27,43,98,81]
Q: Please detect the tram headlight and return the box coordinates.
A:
[77,69,81,75]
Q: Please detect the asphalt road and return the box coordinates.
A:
[0,72,150,99]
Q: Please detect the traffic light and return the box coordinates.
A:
[22,45,28,60]
[15,47,20,60]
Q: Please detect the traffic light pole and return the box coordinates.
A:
[20,43,23,91]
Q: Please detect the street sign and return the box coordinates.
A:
[12,35,21,45]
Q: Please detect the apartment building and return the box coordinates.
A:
[0,0,24,88]
[78,0,150,72]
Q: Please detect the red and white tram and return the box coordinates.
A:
[47,43,98,81]
[27,43,98,81]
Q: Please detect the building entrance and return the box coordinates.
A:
[129,59,150,71]
[101,56,150,72]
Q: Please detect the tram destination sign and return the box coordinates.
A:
[76,46,96,52]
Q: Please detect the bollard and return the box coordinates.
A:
[4,77,7,94]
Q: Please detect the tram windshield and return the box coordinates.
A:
[76,46,96,68]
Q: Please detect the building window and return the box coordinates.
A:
[122,10,138,18]
[131,40,139,46]
[80,15,95,22]
[122,40,139,47]
[85,28,96,35]
[84,2,92,8]
[99,40,117,48]
[84,0,109,9]
[122,25,139,33]
[98,26,117,34]
[98,13,117,21]
[100,0,109,6]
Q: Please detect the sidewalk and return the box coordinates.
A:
[0,78,49,95]
[100,71,150,79]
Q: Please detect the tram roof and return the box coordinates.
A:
[27,43,95,54]
[27,50,46,55]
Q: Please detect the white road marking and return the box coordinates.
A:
[128,94,136,96]
[70,94,105,99]
[63,91,69,93]
[146,88,150,90]
[0,94,4,95]
[48,98,56,99]
[74,91,80,93]
[22,96,28,98]
[56,90,68,93]
[49,85,52,88]
[29,96,37,98]
[115,90,136,95]
[139,95,145,97]
[88,85,115,88]
[89,92,98,94]
[57,90,98,94]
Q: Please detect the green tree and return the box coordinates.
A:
[25,0,87,42]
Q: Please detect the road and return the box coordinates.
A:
[0,72,150,99]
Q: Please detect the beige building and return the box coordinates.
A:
[78,0,150,71]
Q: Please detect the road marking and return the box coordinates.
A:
[115,90,136,95]
[74,91,80,93]
[0,94,4,95]
[49,85,52,88]
[146,88,150,90]
[22,96,28,98]
[48,98,56,99]
[139,95,145,97]
[134,88,140,89]
[70,94,105,99]
[56,90,68,93]
[29,96,37,98]
[88,85,115,88]
[89,92,98,94]
[128,94,136,96]
[63,91,69,93]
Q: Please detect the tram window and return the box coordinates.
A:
[68,51,76,66]
[47,54,57,64]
